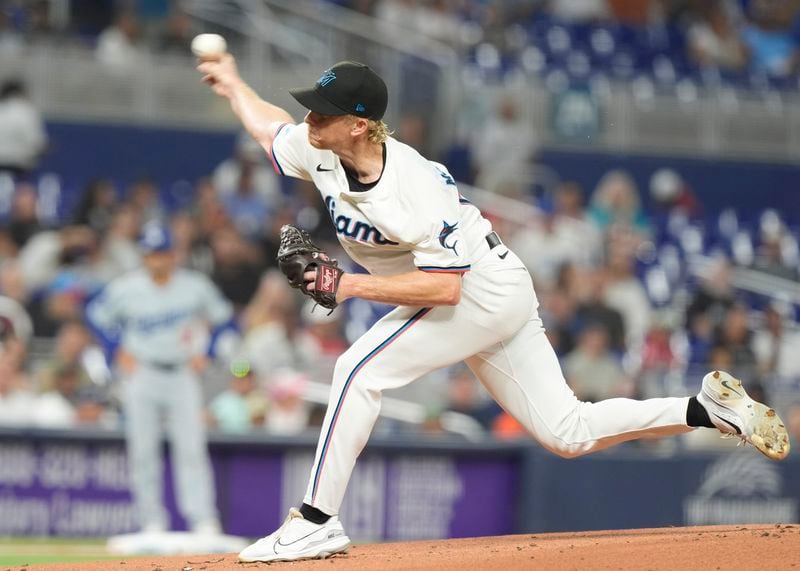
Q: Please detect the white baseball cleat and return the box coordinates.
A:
[697,370,790,461]
[237,507,350,563]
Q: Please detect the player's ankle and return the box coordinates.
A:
[299,502,332,524]
[686,396,715,428]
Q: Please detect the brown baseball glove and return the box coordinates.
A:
[276,224,343,310]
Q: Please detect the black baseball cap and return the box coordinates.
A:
[290,61,388,121]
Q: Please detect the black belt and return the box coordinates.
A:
[146,361,183,372]
[486,231,502,249]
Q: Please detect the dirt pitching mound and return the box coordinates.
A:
[23,524,800,570]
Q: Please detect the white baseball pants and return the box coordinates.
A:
[304,253,692,515]
[122,364,218,530]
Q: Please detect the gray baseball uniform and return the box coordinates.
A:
[87,267,233,531]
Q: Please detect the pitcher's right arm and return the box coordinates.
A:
[198,53,295,153]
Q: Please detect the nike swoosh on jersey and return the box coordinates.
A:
[316,164,334,172]
[498,250,509,259]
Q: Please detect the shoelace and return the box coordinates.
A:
[281,508,303,527]
[258,508,303,541]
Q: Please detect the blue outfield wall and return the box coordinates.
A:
[42,121,237,187]
[522,447,799,533]
[0,429,798,539]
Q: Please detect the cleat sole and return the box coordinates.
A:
[701,370,790,461]
[749,401,790,461]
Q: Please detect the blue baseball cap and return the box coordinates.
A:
[138,223,173,253]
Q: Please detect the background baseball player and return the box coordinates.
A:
[87,222,233,535]
[197,54,790,563]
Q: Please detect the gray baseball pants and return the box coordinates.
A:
[122,363,218,530]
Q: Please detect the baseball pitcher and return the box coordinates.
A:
[197,55,789,562]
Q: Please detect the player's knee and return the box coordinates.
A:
[515,422,589,459]
[536,432,593,459]
[333,352,356,381]
[539,402,594,459]
[332,350,364,392]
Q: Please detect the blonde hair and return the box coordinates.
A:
[367,119,393,143]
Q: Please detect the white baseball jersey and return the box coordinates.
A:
[268,120,691,516]
[87,268,233,364]
[270,122,519,276]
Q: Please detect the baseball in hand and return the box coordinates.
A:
[191,33,227,59]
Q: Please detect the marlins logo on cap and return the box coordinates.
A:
[318,70,336,87]
[290,61,388,120]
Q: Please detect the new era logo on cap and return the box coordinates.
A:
[290,61,388,120]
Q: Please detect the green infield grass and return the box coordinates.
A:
[0,537,123,566]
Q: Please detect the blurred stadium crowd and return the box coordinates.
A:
[345,0,800,85]
[0,0,799,453]
[3,1,800,83]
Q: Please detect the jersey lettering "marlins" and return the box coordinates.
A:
[324,196,397,246]
[269,122,494,277]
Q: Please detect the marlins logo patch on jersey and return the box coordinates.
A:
[438,221,459,255]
